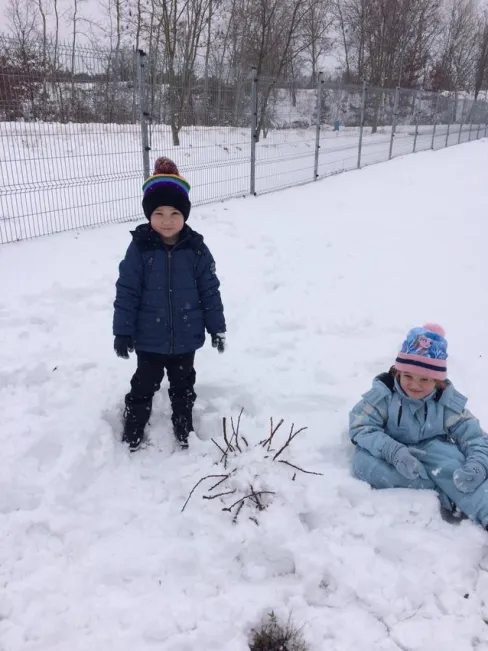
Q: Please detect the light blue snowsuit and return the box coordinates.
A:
[349,373,488,527]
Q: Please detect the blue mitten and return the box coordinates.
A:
[392,447,429,481]
[453,461,486,493]
[382,439,429,481]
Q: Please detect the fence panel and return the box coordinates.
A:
[359,85,398,167]
[252,77,318,194]
[145,57,253,206]
[317,82,363,178]
[0,36,142,243]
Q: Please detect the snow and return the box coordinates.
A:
[2,140,488,650]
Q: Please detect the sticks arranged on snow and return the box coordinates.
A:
[181,410,322,518]
[272,423,308,461]
[181,474,229,512]
[222,490,276,513]
[278,460,323,476]
[230,407,244,452]
[232,501,244,524]
[203,490,237,501]
[260,417,285,451]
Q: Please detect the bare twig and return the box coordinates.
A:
[260,417,285,450]
[241,435,249,447]
[250,484,265,511]
[222,491,276,513]
[231,417,242,453]
[208,474,230,492]
[222,417,234,452]
[272,424,308,461]
[230,407,244,453]
[249,516,259,526]
[232,501,244,524]
[211,438,227,457]
[203,489,237,501]
[278,460,324,476]
[181,474,229,512]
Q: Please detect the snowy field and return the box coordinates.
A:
[1,119,484,243]
[2,140,488,650]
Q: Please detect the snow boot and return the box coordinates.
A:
[173,414,193,450]
[122,401,151,452]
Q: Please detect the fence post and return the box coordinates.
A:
[469,100,475,140]
[485,105,488,138]
[431,92,440,150]
[314,72,324,180]
[413,89,421,153]
[250,67,258,196]
[445,96,454,148]
[389,86,400,160]
[458,96,467,144]
[137,49,150,180]
[476,101,482,139]
[357,80,367,169]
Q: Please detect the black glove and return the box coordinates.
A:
[211,332,226,354]
[114,335,134,359]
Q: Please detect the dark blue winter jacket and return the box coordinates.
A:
[113,224,226,355]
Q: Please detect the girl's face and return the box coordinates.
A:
[150,206,184,241]
[399,372,436,399]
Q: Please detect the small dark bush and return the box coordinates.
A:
[249,611,309,651]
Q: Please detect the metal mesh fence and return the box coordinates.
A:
[145,62,253,205]
[0,35,142,243]
[1,33,488,244]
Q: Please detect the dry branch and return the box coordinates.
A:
[231,407,244,452]
[278,460,324,476]
[272,424,308,461]
[208,474,231,492]
[222,417,234,452]
[232,501,244,524]
[181,474,229,512]
[203,489,237,501]
[211,438,227,457]
[260,417,284,449]
[222,491,276,513]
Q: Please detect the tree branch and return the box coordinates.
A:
[272,424,308,460]
[203,489,237,500]
[278,459,324,476]
[181,474,229,512]
[222,491,275,513]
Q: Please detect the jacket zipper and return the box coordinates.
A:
[397,403,403,426]
[167,250,174,353]
[165,231,190,355]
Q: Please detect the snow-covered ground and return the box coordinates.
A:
[1,119,484,243]
[2,141,488,651]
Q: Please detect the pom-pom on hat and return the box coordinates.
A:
[395,323,448,381]
[142,157,191,221]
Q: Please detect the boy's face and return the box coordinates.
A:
[399,372,436,399]
[150,206,185,240]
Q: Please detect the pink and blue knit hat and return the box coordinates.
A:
[395,323,448,380]
[142,157,191,221]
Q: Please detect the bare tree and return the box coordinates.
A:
[431,0,478,92]
[334,0,439,87]
[300,0,334,84]
[5,0,38,45]
[474,10,488,98]
[151,0,211,144]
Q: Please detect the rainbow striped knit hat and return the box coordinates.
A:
[142,157,191,221]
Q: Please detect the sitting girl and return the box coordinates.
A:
[349,323,488,527]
